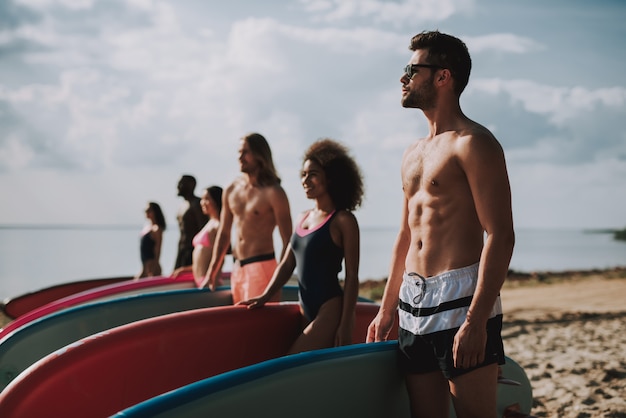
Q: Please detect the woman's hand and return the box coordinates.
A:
[334,322,353,347]
[237,295,269,309]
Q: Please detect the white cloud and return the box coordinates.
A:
[340,88,422,148]
[471,78,626,126]
[0,134,35,169]
[1,0,625,231]
[278,23,405,54]
[464,33,544,54]
[299,0,474,24]
[16,0,94,11]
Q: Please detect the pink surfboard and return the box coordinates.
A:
[1,275,133,320]
[1,271,233,322]
[0,273,201,339]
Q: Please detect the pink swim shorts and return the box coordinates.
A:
[231,253,279,304]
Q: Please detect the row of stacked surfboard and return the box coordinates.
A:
[0,275,532,417]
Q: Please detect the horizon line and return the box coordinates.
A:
[0,223,620,233]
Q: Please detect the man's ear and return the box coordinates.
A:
[437,68,451,83]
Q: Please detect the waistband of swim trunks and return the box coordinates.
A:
[237,252,275,267]
[403,262,479,286]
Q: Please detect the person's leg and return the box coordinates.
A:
[405,371,450,418]
[242,259,280,302]
[259,259,280,302]
[287,296,341,354]
[229,262,243,304]
[449,363,499,418]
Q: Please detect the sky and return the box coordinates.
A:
[1,0,625,230]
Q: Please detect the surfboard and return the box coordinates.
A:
[0,273,199,339]
[1,275,133,320]
[0,303,390,418]
[115,342,533,418]
[0,288,225,391]
[1,271,233,320]
[0,285,301,392]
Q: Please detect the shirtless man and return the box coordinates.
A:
[174,174,208,270]
[202,133,292,304]
[366,31,515,418]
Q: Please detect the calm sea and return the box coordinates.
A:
[0,226,624,301]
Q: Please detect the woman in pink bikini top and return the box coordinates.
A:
[172,186,223,287]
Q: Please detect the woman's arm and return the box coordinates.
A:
[153,226,163,264]
[333,211,360,346]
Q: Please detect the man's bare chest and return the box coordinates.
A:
[402,144,458,194]
[230,188,272,219]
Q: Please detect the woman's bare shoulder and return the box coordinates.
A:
[333,209,358,228]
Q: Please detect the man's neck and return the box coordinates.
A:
[243,172,260,187]
[423,100,465,137]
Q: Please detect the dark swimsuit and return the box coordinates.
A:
[290,210,344,321]
[140,231,156,263]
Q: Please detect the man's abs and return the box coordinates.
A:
[405,224,483,277]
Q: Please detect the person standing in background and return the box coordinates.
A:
[172,186,224,287]
[174,174,208,270]
[136,201,166,279]
[240,138,363,354]
[203,133,292,304]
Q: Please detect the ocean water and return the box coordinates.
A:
[0,226,624,301]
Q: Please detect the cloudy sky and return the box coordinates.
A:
[1,0,625,230]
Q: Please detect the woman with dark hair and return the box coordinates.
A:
[136,201,167,279]
[172,186,224,287]
[241,138,364,354]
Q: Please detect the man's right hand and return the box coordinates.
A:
[366,310,394,343]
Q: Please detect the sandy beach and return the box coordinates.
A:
[362,268,626,417]
[500,269,626,417]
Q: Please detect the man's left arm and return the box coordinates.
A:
[454,133,515,369]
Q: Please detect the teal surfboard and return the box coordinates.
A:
[115,342,532,418]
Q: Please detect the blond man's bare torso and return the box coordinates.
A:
[227,176,284,260]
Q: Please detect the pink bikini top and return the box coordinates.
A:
[192,228,211,247]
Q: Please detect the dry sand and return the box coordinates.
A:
[360,268,626,417]
[499,269,626,417]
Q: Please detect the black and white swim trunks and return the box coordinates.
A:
[397,263,505,379]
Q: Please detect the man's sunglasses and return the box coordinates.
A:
[403,64,443,79]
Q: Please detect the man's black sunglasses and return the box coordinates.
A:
[403,64,442,79]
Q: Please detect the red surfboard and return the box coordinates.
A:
[0,303,393,418]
